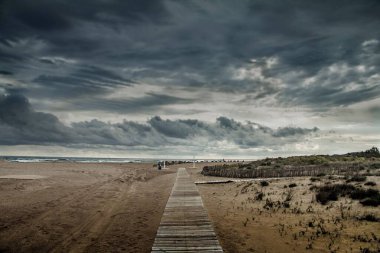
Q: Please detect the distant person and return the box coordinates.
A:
[158,162,162,170]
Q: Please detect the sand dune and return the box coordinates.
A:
[187,167,380,253]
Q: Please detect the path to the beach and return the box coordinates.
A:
[151,168,223,252]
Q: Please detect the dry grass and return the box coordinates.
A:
[188,167,380,253]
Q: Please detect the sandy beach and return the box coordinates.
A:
[1,161,379,253]
[0,160,179,253]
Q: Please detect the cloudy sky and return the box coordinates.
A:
[0,0,379,158]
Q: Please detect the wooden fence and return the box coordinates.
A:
[201,163,361,178]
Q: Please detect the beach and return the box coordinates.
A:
[1,161,379,253]
[0,160,179,253]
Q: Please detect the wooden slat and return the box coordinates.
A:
[151,168,223,252]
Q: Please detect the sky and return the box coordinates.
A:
[0,0,379,159]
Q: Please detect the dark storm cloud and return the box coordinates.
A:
[242,1,380,69]
[0,43,24,64]
[0,93,163,146]
[73,66,134,86]
[0,93,73,145]
[1,0,379,114]
[0,0,167,32]
[273,126,319,138]
[0,70,12,75]
[281,84,380,108]
[12,2,71,31]
[32,65,134,99]
[0,94,317,147]
[148,116,318,148]
[33,75,111,98]
[148,116,207,138]
[65,93,195,113]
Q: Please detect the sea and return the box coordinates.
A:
[0,156,232,163]
[0,156,154,163]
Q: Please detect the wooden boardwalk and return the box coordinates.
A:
[151,168,223,252]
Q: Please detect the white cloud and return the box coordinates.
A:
[362,39,379,48]
[39,56,78,65]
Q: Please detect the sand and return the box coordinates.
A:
[1,161,379,253]
[0,160,178,253]
[0,175,47,180]
[187,167,380,253]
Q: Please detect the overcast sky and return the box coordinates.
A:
[0,0,379,158]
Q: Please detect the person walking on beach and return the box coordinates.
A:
[158,161,162,170]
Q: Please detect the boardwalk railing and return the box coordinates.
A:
[151,168,223,252]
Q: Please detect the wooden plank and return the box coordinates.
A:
[151,168,223,252]
[194,180,234,184]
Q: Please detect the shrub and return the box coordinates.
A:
[255,192,264,201]
[357,214,379,222]
[309,185,318,191]
[316,191,338,205]
[370,163,380,169]
[350,188,379,200]
[360,248,377,253]
[314,183,380,206]
[284,190,294,202]
[348,147,380,158]
[318,184,356,196]
[364,181,376,186]
[346,175,367,183]
[263,198,278,210]
[260,181,269,187]
[350,188,380,206]
[316,173,326,177]
[310,177,320,182]
[360,196,380,207]
[288,183,297,188]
